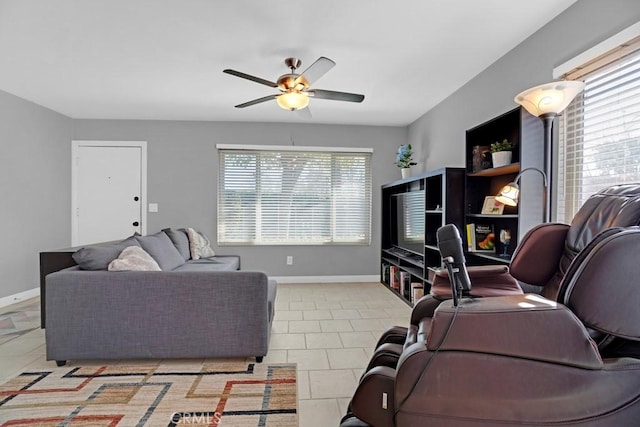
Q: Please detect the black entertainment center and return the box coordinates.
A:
[380,107,544,306]
[380,167,464,304]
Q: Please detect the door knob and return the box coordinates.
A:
[132,221,140,227]
[134,196,139,201]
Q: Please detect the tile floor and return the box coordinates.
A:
[0,282,411,426]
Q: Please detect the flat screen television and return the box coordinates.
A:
[390,190,425,255]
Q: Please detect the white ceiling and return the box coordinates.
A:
[0,0,577,126]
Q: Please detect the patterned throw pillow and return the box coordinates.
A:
[108,246,161,271]
[186,228,216,260]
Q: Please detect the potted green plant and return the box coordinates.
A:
[395,144,417,179]
[490,139,513,168]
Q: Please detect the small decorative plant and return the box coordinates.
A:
[395,144,417,168]
[490,139,513,153]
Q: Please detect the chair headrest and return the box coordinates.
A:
[568,184,640,254]
[563,227,640,341]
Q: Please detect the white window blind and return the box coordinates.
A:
[557,36,640,222]
[218,147,372,245]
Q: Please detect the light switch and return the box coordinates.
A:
[148,203,158,213]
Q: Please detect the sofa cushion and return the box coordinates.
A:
[108,246,161,271]
[186,228,216,259]
[189,256,240,270]
[171,256,240,272]
[134,232,185,271]
[162,228,191,260]
[72,236,141,270]
[172,262,235,272]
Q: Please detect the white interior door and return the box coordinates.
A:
[72,141,147,246]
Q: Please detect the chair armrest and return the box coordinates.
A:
[351,366,396,427]
[510,223,569,286]
[430,265,523,298]
[427,295,602,369]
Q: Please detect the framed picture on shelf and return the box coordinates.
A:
[481,196,505,215]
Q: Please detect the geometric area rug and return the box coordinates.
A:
[0,360,297,426]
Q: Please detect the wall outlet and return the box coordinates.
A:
[286,255,293,265]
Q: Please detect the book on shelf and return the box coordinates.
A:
[410,282,424,305]
[466,223,496,253]
[381,263,390,285]
[400,271,411,298]
[390,266,400,290]
[465,224,474,251]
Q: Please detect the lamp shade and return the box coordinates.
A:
[514,80,585,117]
[495,182,520,206]
[276,91,309,111]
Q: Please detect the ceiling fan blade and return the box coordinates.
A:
[234,95,278,108]
[223,69,278,88]
[309,89,365,103]
[296,57,335,87]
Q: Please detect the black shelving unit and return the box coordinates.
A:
[380,167,465,305]
[464,107,545,264]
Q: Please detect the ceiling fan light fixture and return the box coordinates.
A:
[277,91,309,111]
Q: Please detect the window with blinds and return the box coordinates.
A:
[217,147,372,245]
[557,35,640,222]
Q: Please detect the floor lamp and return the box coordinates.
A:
[495,167,549,222]
[513,81,585,222]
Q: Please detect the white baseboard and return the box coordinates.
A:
[270,275,380,284]
[0,287,40,309]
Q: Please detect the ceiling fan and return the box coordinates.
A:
[223,57,365,112]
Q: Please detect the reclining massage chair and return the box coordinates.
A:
[341,183,640,426]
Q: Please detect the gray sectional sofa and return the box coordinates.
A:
[44,228,277,366]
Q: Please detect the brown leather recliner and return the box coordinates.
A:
[342,225,640,426]
[364,183,640,372]
[341,184,640,426]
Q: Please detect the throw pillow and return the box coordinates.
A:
[162,228,191,260]
[72,236,141,270]
[186,228,216,260]
[108,246,161,271]
[134,231,186,271]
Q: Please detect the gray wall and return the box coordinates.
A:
[72,120,406,277]
[409,0,640,174]
[3,0,640,299]
[0,90,72,299]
